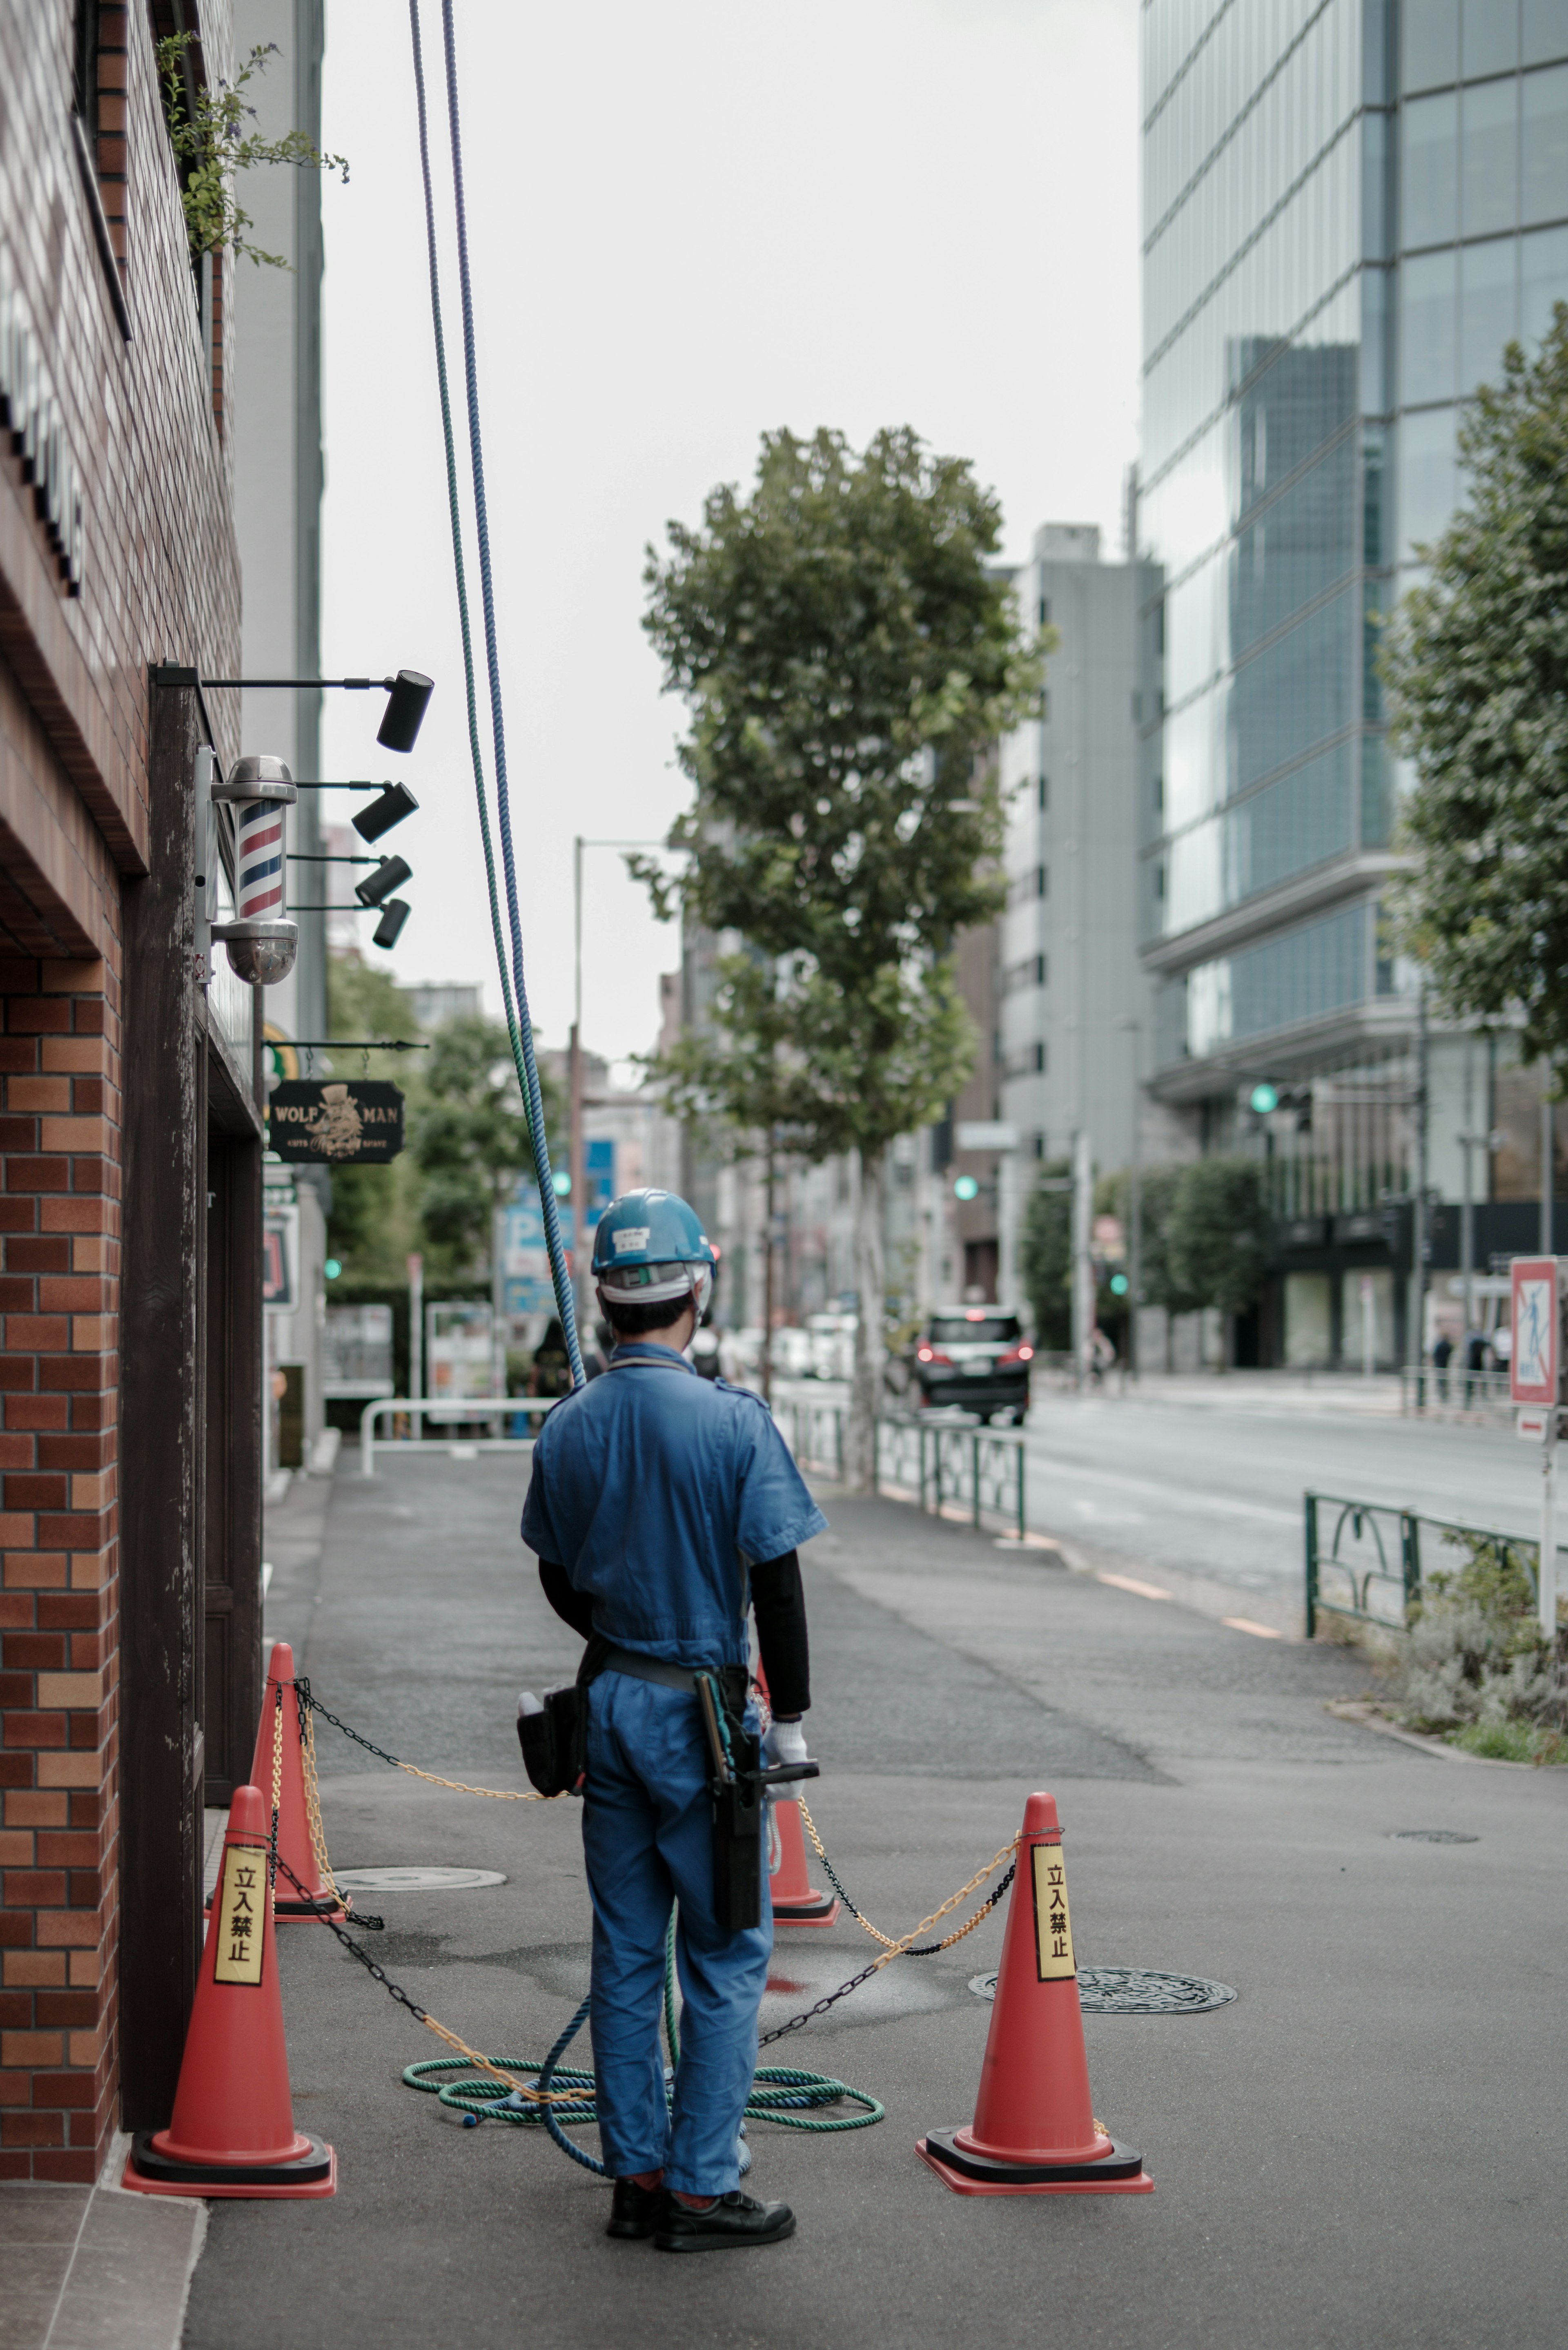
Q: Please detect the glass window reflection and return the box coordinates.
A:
[1404,0,1459,92]
[1463,78,1519,234]
[1462,0,1518,77]
[1522,220,1568,341]
[1523,63,1568,221]
[1396,405,1459,560]
[1460,237,1520,388]
[1403,91,1459,245]
[1523,1,1568,69]
[1401,249,1459,400]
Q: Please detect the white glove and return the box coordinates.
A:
[764,1717,808,1768]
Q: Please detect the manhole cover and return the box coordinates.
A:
[1390,1829,1478,1844]
[968,1967,1237,2014]
[332,1867,506,1892]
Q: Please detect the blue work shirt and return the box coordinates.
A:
[520,1342,826,1670]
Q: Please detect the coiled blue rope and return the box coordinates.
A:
[408,0,584,1386]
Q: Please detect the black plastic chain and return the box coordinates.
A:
[274,1852,426,2022]
[807,1837,1016,1958]
[289,1676,409,1772]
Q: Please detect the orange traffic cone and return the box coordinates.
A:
[243,1641,343,1921]
[768,1796,840,1926]
[917,1791,1152,2194]
[753,1659,839,1926]
[124,1785,337,2198]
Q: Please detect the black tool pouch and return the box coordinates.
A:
[517,1636,609,1796]
[710,1666,764,1932]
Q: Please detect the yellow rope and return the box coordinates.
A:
[393,1761,557,1801]
[797,1795,1017,1958]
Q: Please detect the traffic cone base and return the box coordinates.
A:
[122,2133,337,2201]
[916,1790,1153,2199]
[767,1796,840,1926]
[917,2131,1154,2196]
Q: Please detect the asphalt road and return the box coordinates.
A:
[183,1449,1568,2350]
[779,1376,1542,1599]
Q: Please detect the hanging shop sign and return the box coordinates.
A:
[267,1080,404,1164]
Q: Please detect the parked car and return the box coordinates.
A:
[900,1309,1033,1422]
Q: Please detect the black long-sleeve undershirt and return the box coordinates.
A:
[537,1552,810,1717]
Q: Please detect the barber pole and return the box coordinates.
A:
[236,796,287,920]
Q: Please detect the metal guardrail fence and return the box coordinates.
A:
[1304,1489,1548,1637]
[1399,1366,1514,1421]
[781,1401,1026,1541]
[360,1395,553,1476]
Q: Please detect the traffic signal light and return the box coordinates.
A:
[953,1174,980,1202]
[1250,1082,1279,1115]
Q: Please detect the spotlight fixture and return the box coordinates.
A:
[354,855,413,909]
[352,782,419,842]
[156,664,435,756]
[376,671,434,754]
[372,900,411,950]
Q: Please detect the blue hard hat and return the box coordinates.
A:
[591,1188,715,1309]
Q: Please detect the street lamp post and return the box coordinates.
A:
[1118,1016,1142,1380]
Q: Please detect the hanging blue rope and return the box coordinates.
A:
[407,0,584,1387]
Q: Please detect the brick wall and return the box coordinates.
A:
[0,955,120,2180]
[0,0,241,2180]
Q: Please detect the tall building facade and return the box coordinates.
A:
[1138,0,1568,1365]
[996,523,1163,1175]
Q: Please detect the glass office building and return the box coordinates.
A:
[1137,0,1568,1359]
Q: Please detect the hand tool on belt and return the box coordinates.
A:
[517,1643,817,1931]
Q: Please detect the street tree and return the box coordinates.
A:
[640,426,1047,1483]
[1019,1159,1073,1351]
[322,953,423,1287]
[412,1015,559,1284]
[1163,1155,1268,1365]
[1135,1162,1204,1366]
[1383,305,1568,1068]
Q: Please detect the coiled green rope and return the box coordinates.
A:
[400,1908,884,2146]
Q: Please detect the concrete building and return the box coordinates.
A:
[1137,0,1568,1366]
[997,522,1162,1179]
[231,0,330,1475]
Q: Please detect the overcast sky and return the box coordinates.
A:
[317,0,1140,1070]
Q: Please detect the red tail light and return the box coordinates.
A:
[917,1346,952,1366]
[998,1343,1034,1367]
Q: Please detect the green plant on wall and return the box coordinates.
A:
[156,34,348,268]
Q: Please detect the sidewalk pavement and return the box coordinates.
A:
[80,1442,1568,2348]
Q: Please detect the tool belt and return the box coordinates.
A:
[516,1635,610,1798]
[516,1643,818,1933]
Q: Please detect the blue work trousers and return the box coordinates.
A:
[581,1671,771,2196]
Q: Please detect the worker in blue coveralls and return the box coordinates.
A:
[521,1189,826,2253]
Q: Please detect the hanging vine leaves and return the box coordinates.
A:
[156,35,349,269]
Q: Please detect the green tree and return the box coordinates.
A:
[1163,1156,1268,1364]
[1383,306,1568,1068]
[1019,1160,1073,1351]
[640,426,1047,1483]
[1135,1161,1204,1365]
[321,953,423,1286]
[411,1017,560,1285]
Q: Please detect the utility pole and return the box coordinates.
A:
[1543,1072,1555,1256]
[1118,1017,1142,1379]
[1411,984,1428,1394]
[1461,1033,1475,1338]
[1071,1128,1094,1386]
[761,1135,776,1407]
[569,836,587,1330]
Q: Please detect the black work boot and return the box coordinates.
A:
[606,2177,663,2239]
[654,2190,796,2252]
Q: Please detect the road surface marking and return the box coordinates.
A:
[1222,1616,1285,1639]
[1098,1572,1173,1601]
[1026,1454,1298,1525]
